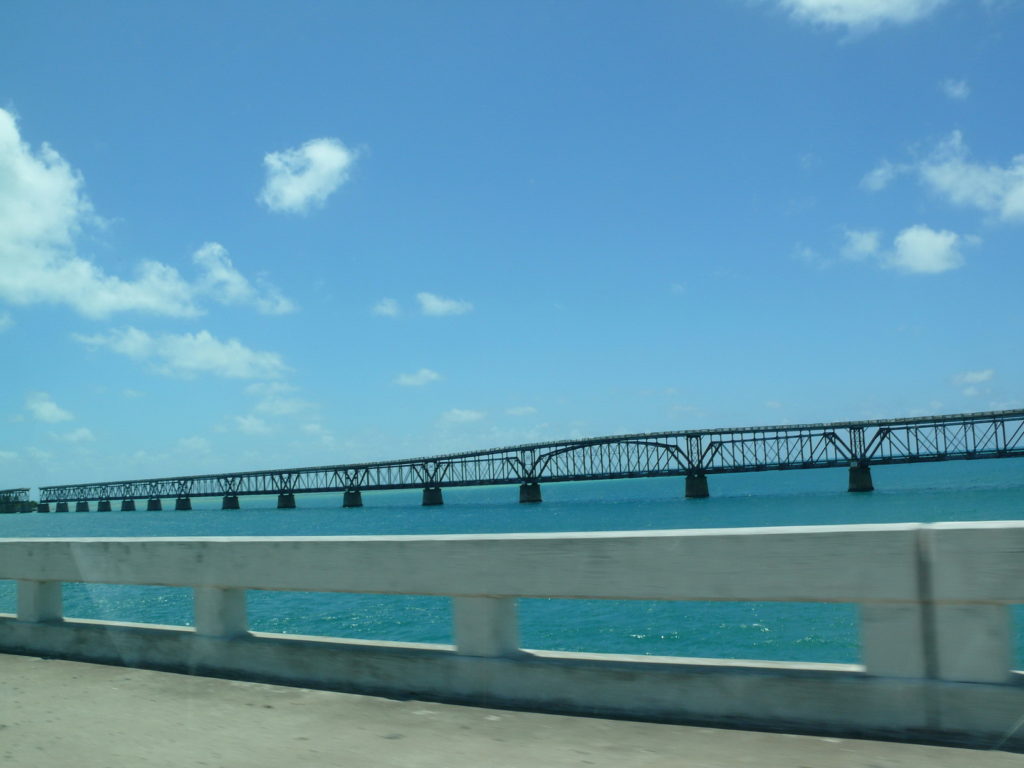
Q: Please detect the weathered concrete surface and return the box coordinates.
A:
[1,655,1018,768]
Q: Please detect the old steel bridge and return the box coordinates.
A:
[34,408,1024,512]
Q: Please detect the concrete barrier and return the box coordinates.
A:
[1,523,1022,748]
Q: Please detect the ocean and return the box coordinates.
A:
[2,458,1023,665]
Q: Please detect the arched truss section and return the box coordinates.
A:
[528,439,691,481]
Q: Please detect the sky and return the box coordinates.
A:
[1,0,1022,490]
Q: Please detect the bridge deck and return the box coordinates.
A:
[37,409,1024,503]
[2,654,1017,766]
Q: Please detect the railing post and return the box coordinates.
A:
[932,604,1013,684]
[453,597,519,657]
[17,580,63,623]
[194,587,248,638]
[859,604,929,678]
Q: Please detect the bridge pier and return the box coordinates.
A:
[848,463,874,493]
[121,499,136,512]
[175,497,192,511]
[75,501,90,513]
[147,498,163,511]
[422,487,444,506]
[685,473,710,499]
[519,482,542,503]
[277,493,296,509]
[222,494,240,510]
[37,503,50,514]
[343,490,363,508]
[55,502,68,513]
[97,500,112,512]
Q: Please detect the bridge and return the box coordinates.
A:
[35,408,1024,512]
[0,488,31,514]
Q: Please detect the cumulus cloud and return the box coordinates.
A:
[395,368,441,387]
[54,427,94,443]
[888,225,964,273]
[259,137,355,214]
[941,78,970,100]
[417,292,473,316]
[235,415,271,435]
[0,450,17,461]
[75,327,287,379]
[442,408,485,423]
[860,159,907,191]
[841,228,881,260]
[506,406,537,416]
[918,131,1024,221]
[26,392,73,423]
[245,382,312,415]
[193,242,295,315]
[372,298,400,317]
[778,0,947,30]
[954,369,994,396]
[0,109,291,319]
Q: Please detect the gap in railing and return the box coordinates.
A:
[518,600,860,663]
[246,592,453,644]
[0,580,14,614]
[61,583,193,626]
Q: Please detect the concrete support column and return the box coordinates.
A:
[860,604,929,678]
[848,463,874,493]
[175,496,192,511]
[121,499,136,512]
[97,500,112,512]
[422,487,444,506]
[55,502,69,513]
[75,501,90,513]
[453,596,519,657]
[343,490,363,508]
[685,473,710,499]
[194,587,248,638]
[147,498,162,511]
[37,502,50,513]
[222,494,240,510]
[17,580,63,623]
[519,482,542,503]
[277,493,296,509]
[932,604,1013,683]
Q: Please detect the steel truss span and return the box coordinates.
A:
[38,409,1024,504]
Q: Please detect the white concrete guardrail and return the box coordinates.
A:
[2,522,1023,747]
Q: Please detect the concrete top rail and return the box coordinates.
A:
[0,523,928,602]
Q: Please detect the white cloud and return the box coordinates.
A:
[442,408,485,423]
[860,159,906,191]
[417,292,473,316]
[395,368,441,387]
[506,406,537,416]
[235,415,271,435]
[778,0,947,30]
[918,131,1024,221]
[193,242,295,315]
[372,298,400,317]
[941,78,970,100]
[259,137,355,214]
[0,109,291,319]
[0,450,17,461]
[887,225,964,273]
[54,427,94,443]
[841,228,880,260]
[245,382,312,415]
[954,369,994,397]
[0,311,11,332]
[75,327,287,379]
[177,436,211,454]
[26,392,73,423]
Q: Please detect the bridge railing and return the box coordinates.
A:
[2,522,1024,747]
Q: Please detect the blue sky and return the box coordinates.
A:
[1,0,1022,489]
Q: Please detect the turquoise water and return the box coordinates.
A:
[2,459,1022,664]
